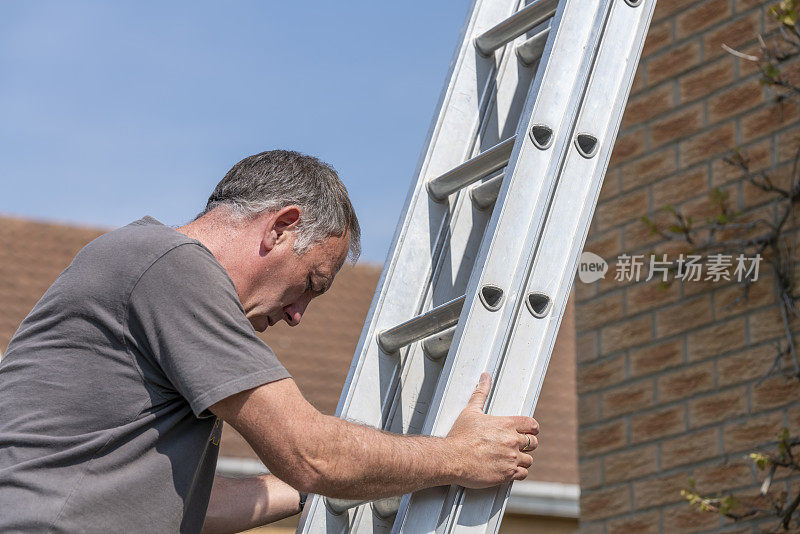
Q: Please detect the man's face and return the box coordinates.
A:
[244,228,350,332]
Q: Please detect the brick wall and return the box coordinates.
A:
[576,0,800,532]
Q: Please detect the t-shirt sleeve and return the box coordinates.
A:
[127,243,291,417]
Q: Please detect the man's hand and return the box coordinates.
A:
[446,373,538,488]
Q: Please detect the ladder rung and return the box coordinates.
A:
[516,23,551,66]
[474,0,558,56]
[470,173,504,210]
[326,496,402,518]
[426,137,515,201]
[421,325,456,360]
[326,498,361,515]
[378,296,465,354]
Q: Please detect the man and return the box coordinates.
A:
[0,150,539,533]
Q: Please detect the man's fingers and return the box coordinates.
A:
[518,452,533,469]
[513,416,539,435]
[512,467,529,481]
[467,372,491,412]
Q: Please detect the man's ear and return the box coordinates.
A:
[261,206,301,252]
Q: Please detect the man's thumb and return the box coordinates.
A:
[467,372,491,411]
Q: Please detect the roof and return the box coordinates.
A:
[0,214,577,486]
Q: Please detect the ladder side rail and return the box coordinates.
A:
[449,1,657,532]
[343,10,546,530]
[393,1,611,531]
[298,0,519,532]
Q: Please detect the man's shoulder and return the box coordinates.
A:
[70,216,221,293]
[89,216,205,260]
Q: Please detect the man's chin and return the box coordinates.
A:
[249,316,270,333]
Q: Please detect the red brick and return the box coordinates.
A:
[676,0,732,40]
[622,218,666,255]
[777,128,800,163]
[581,485,631,521]
[733,0,764,13]
[652,167,708,207]
[630,339,685,378]
[608,511,660,534]
[679,122,737,168]
[579,392,601,426]
[749,305,798,344]
[689,386,749,428]
[653,0,701,22]
[578,354,626,394]
[788,404,800,435]
[661,504,721,532]
[751,375,800,411]
[711,138,772,187]
[643,19,673,59]
[661,428,720,470]
[717,346,775,390]
[580,420,627,457]
[575,275,598,306]
[633,472,689,508]
[703,12,762,61]
[601,315,654,354]
[610,130,647,167]
[602,380,655,418]
[631,62,647,96]
[580,457,603,490]
[650,104,705,147]
[686,317,748,362]
[657,362,716,403]
[627,275,682,316]
[734,42,762,78]
[741,163,795,209]
[692,459,753,493]
[599,170,621,202]
[647,41,703,87]
[655,294,713,338]
[723,411,784,453]
[631,406,687,444]
[584,228,624,263]
[604,445,659,484]
[680,182,737,221]
[741,100,800,143]
[576,291,625,331]
[678,56,736,104]
[622,83,676,129]
[708,79,766,123]
[621,147,678,191]
[595,188,649,232]
[577,331,599,363]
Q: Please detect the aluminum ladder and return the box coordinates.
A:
[297,0,655,532]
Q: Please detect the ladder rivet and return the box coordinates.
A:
[479,285,504,311]
[526,292,552,318]
[529,124,554,150]
[575,133,599,159]
[624,0,643,6]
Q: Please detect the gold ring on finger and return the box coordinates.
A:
[522,433,533,452]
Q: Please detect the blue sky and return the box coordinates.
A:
[0,1,472,263]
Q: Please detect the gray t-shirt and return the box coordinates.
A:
[0,216,291,533]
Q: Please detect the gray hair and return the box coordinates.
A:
[199,150,361,262]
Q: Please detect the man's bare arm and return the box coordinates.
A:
[202,474,300,534]
[209,373,538,500]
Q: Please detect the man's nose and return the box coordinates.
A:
[284,298,310,326]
